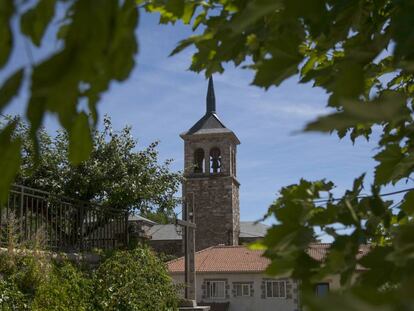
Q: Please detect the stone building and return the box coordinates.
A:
[168,245,301,311]
[180,77,241,251]
[167,243,370,311]
[146,77,268,256]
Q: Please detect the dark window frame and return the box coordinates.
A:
[315,282,330,297]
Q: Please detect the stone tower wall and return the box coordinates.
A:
[183,134,240,251]
[183,135,234,176]
[184,176,239,251]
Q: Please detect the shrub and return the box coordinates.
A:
[31,261,93,311]
[0,246,179,310]
[0,279,29,311]
[94,246,179,311]
[0,251,91,310]
[0,251,50,298]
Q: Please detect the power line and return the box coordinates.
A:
[312,187,414,204]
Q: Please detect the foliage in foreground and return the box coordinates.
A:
[142,0,414,310]
[2,0,414,309]
[0,0,139,201]
[0,246,178,311]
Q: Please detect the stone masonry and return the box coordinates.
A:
[181,130,240,252]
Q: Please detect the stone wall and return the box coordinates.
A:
[184,175,239,251]
[182,131,240,251]
[149,240,183,258]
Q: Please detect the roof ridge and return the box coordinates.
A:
[214,245,246,248]
[166,246,216,265]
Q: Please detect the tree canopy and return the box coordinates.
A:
[2,115,181,220]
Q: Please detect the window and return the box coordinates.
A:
[209,147,221,173]
[315,283,329,297]
[265,280,286,298]
[234,283,251,297]
[206,280,226,299]
[194,148,205,173]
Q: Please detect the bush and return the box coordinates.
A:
[0,252,50,298]
[0,279,29,310]
[0,246,179,310]
[94,246,179,311]
[0,252,91,311]
[31,261,93,311]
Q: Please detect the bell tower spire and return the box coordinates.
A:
[206,76,216,114]
[180,78,241,251]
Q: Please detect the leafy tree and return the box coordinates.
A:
[141,0,414,310]
[93,245,179,311]
[2,115,181,219]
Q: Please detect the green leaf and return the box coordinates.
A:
[20,0,56,47]
[165,0,185,18]
[400,190,414,216]
[374,144,414,185]
[26,0,138,159]
[192,10,206,31]
[253,55,300,88]
[229,0,283,33]
[0,68,24,112]
[0,122,21,204]
[305,92,410,133]
[373,144,402,185]
[68,113,93,165]
[170,35,207,57]
[334,61,365,99]
[182,2,196,24]
[391,0,414,68]
[0,0,14,68]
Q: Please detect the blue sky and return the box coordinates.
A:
[2,10,392,227]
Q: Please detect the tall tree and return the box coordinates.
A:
[3,116,181,220]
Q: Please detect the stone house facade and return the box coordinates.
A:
[167,244,369,311]
[168,245,301,311]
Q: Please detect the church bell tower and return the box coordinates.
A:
[180,77,240,251]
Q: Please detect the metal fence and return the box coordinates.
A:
[0,185,129,252]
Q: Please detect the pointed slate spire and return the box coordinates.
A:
[206,76,216,114]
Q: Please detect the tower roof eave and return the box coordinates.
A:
[180,127,240,145]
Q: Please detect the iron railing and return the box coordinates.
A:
[0,185,129,252]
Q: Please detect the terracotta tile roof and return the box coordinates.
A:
[307,243,370,271]
[167,243,370,274]
[167,245,270,273]
[307,243,332,261]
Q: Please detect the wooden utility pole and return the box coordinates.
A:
[176,193,196,300]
